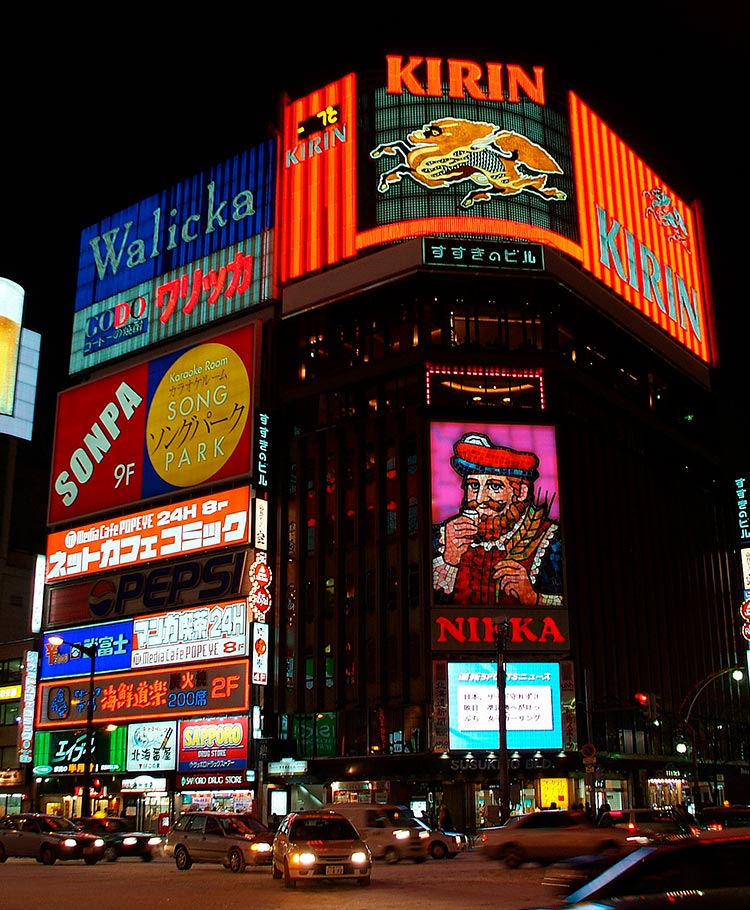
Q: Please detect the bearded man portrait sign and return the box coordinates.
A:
[431,423,563,608]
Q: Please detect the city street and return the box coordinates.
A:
[2,847,554,909]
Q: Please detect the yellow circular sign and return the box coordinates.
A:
[146,341,250,487]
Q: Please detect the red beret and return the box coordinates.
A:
[450,433,539,480]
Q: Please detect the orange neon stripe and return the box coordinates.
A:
[571,95,597,280]
[356,219,582,259]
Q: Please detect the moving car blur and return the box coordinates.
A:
[272,809,372,888]
[75,816,162,862]
[479,810,629,868]
[164,810,273,872]
[519,834,750,909]
[696,805,750,833]
[413,817,468,859]
[0,813,105,865]
[322,802,429,863]
[596,807,701,843]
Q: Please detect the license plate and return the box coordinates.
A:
[83,848,94,855]
[325,864,344,875]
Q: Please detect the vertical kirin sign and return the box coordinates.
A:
[279,74,358,282]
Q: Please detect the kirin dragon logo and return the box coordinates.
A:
[642,186,691,254]
[370,117,567,207]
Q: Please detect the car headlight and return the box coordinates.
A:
[418,830,429,839]
[251,842,271,853]
[351,850,368,864]
[291,850,316,866]
[123,836,137,846]
[94,838,105,847]
[62,838,78,848]
[394,828,410,840]
[148,837,162,847]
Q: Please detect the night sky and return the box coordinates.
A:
[1,8,744,473]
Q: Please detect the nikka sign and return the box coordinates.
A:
[431,609,569,653]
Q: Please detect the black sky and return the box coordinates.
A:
[1,7,745,467]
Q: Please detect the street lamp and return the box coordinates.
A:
[677,666,744,811]
[493,617,511,824]
[48,636,97,818]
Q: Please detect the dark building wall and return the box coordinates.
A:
[267,269,747,775]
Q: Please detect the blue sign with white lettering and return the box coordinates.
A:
[41,621,134,679]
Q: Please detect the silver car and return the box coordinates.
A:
[0,813,105,865]
[164,811,273,872]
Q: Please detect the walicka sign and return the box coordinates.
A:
[71,144,275,373]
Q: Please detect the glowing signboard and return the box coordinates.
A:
[40,601,248,679]
[18,650,38,763]
[448,660,562,750]
[178,715,249,771]
[45,551,249,626]
[45,486,251,584]
[279,54,714,367]
[569,93,712,363]
[50,323,258,524]
[279,57,578,285]
[127,721,177,772]
[430,421,563,610]
[36,659,249,729]
[71,144,276,373]
[33,726,125,774]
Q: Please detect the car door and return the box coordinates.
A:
[0,817,31,857]
[15,817,43,858]
[201,815,227,863]
[179,813,209,860]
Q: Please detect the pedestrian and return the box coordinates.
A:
[438,804,453,830]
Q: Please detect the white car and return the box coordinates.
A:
[413,818,468,859]
[479,810,628,868]
[272,810,372,888]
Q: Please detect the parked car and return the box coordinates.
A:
[517,834,750,908]
[597,807,701,843]
[272,809,372,888]
[322,802,429,863]
[75,816,162,862]
[0,813,105,865]
[479,810,629,868]
[412,817,468,859]
[697,805,750,833]
[164,810,273,872]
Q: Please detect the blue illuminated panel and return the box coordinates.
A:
[448,660,562,751]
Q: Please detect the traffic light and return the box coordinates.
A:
[634,692,651,719]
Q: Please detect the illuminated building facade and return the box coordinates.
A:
[266,56,747,825]
[32,55,748,829]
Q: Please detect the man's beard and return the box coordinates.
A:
[468,500,524,541]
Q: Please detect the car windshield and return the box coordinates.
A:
[237,815,269,834]
[379,808,421,829]
[42,816,79,831]
[219,816,252,836]
[99,818,129,832]
[291,817,358,840]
